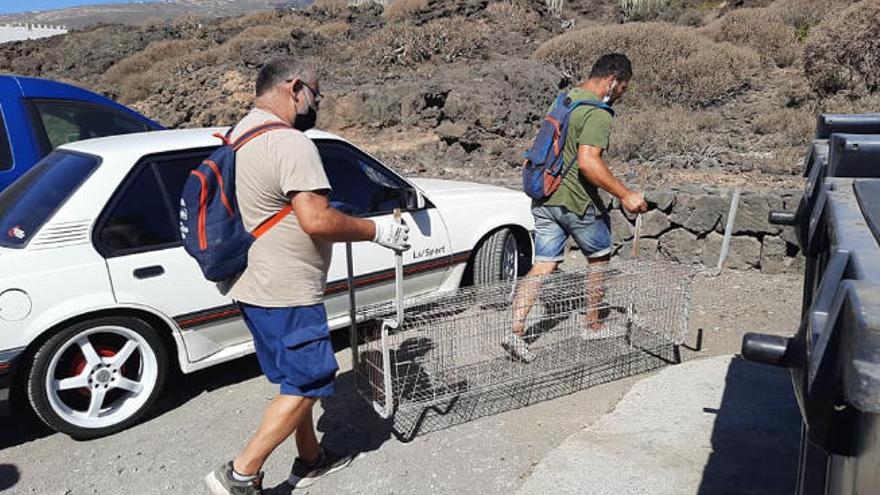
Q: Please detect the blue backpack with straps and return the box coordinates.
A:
[522,93,615,200]
[179,122,293,282]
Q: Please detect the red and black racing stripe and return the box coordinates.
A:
[174,250,472,329]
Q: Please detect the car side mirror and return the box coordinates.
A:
[401,187,426,211]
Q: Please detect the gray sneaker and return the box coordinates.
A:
[204,462,264,495]
[501,333,536,362]
[288,448,355,489]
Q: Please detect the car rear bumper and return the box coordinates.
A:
[0,347,25,415]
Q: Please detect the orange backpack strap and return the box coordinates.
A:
[231,122,293,151]
[253,205,293,238]
[231,121,295,238]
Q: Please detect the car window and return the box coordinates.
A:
[0,112,11,171]
[0,151,99,248]
[28,99,151,152]
[316,140,408,217]
[153,154,205,216]
[97,151,209,256]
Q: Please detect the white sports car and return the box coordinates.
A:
[0,128,533,438]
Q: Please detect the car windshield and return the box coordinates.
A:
[0,150,100,248]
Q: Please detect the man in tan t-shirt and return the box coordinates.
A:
[206,58,409,495]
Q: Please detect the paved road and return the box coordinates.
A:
[518,355,801,495]
[0,270,803,494]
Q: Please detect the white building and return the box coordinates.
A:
[0,23,68,44]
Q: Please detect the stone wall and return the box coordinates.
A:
[592,186,803,274]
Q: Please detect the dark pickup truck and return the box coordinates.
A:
[743,113,880,495]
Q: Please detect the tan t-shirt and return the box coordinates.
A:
[227,108,332,307]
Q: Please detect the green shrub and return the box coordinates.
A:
[803,0,880,95]
[533,22,761,107]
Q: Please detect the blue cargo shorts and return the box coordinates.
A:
[239,302,338,397]
[533,204,612,262]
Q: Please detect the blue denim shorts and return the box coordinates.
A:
[239,303,338,397]
[533,205,612,262]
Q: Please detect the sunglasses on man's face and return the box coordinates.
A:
[302,82,322,104]
[287,79,322,104]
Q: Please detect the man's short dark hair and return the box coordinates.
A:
[255,57,313,97]
[588,53,633,81]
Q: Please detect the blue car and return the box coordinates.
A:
[0,75,164,191]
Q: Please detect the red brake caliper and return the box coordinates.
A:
[70,346,118,397]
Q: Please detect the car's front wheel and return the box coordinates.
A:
[472,227,522,286]
[27,316,168,439]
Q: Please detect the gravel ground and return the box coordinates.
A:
[0,266,803,495]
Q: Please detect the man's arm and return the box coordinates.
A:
[290,191,375,242]
[290,191,410,251]
[577,144,647,213]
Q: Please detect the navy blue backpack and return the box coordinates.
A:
[522,93,614,200]
[180,122,293,282]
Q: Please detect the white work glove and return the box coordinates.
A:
[372,218,411,252]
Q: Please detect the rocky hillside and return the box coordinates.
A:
[1,0,878,191]
[0,0,306,29]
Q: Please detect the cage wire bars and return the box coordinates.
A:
[346,242,695,439]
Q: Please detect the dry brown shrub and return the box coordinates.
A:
[357,17,489,68]
[610,105,723,162]
[315,20,351,38]
[758,146,802,175]
[533,22,761,108]
[227,25,292,43]
[218,11,283,31]
[485,1,540,34]
[382,0,429,21]
[751,107,815,145]
[817,94,880,114]
[803,0,880,96]
[102,39,209,102]
[217,25,293,61]
[103,40,202,84]
[312,0,350,17]
[769,0,860,36]
[704,8,798,68]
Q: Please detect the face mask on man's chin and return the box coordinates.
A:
[294,106,318,132]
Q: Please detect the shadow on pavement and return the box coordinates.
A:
[0,354,265,449]
[697,357,800,495]
[0,400,55,450]
[150,355,265,419]
[0,463,20,491]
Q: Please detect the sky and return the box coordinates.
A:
[0,0,153,15]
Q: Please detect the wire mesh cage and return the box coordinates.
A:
[349,259,695,436]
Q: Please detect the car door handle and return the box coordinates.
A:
[133,265,165,279]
